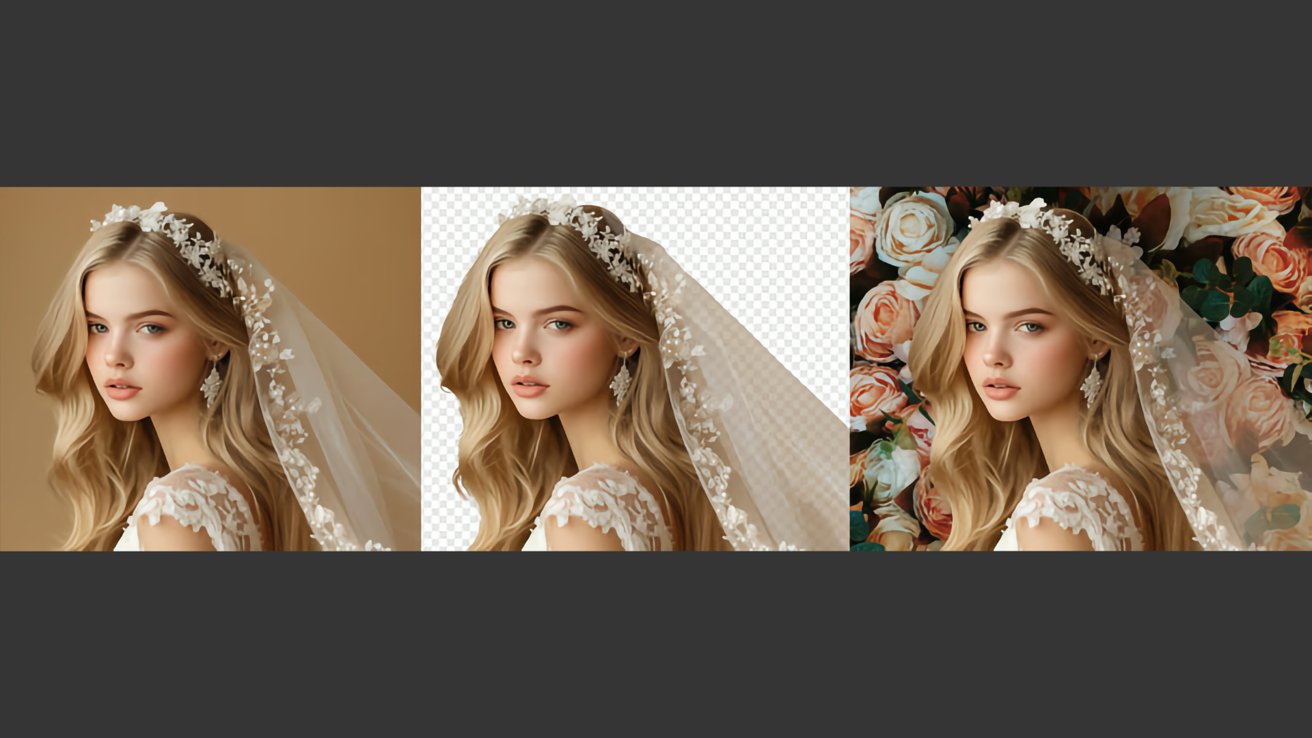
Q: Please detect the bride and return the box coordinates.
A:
[909,199,1312,551]
[436,197,846,551]
[32,203,420,551]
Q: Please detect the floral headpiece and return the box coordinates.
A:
[496,196,641,293]
[91,202,231,297]
[970,198,1113,296]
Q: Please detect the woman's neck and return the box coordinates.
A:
[558,395,628,472]
[150,401,222,472]
[1027,391,1099,473]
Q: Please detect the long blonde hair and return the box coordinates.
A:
[908,208,1198,551]
[32,213,315,550]
[436,208,729,551]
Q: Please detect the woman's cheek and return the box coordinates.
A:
[556,331,614,388]
[1020,334,1085,394]
[150,335,206,391]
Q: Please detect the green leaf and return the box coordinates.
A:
[1181,285,1204,311]
[1199,290,1232,322]
[1245,276,1273,313]
[1232,256,1254,285]
[1157,258,1180,283]
[1243,504,1302,542]
[850,510,870,544]
[1269,504,1301,530]
[851,542,886,552]
[1230,292,1252,318]
[1193,258,1217,285]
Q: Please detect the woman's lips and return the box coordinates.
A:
[511,377,548,399]
[104,383,141,401]
[982,383,1019,400]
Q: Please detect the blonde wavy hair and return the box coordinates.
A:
[908,208,1199,551]
[436,207,729,551]
[32,213,315,551]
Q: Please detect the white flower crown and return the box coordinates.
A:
[91,202,231,297]
[970,198,1113,296]
[497,196,642,293]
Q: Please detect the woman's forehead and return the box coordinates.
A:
[83,262,173,316]
[490,257,583,312]
[960,260,1052,315]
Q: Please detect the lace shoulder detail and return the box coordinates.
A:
[536,464,673,551]
[1009,465,1144,551]
[126,464,263,551]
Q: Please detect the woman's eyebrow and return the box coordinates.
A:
[84,310,175,321]
[491,305,583,317]
[963,308,1054,320]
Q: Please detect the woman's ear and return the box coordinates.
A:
[205,339,230,363]
[616,335,639,357]
[1089,339,1110,361]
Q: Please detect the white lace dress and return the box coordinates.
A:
[113,464,263,551]
[994,465,1144,551]
[522,464,674,551]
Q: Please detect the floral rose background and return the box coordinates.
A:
[850,186,1312,551]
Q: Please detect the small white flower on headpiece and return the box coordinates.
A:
[91,201,231,297]
[497,196,642,293]
[971,197,1113,295]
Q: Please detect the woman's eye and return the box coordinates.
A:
[140,324,166,335]
[1019,322,1044,334]
[965,321,985,333]
[547,319,573,331]
[88,323,107,334]
[493,318,514,330]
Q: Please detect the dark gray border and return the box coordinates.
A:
[4,553,1307,732]
[3,7,1308,185]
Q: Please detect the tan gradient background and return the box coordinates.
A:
[0,188,420,550]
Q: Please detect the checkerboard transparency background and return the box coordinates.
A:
[422,188,848,550]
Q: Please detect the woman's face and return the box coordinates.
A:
[959,259,1097,423]
[489,256,625,421]
[83,262,214,423]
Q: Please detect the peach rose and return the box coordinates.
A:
[1232,226,1305,295]
[853,281,921,362]
[1262,520,1312,550]
[1228,187,1302,216]
[1182,338,1250,412]
[1186,187,1282,242]
[1088,187,1194,250]
[884,402,935,467]
[1185,407,1232,466]
[912,475,952,542]
[1297,277,1312,313]
[850,363,908,431]
[851,186,882,218]
[850,451,867,490]
[870,501,921,551]
[1216,455,1312,549]
[894,243,958,303]
[1264,310,1312,368]
[1225,376,1298,455]
[875,191,955,269]
[851,213,877,274]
